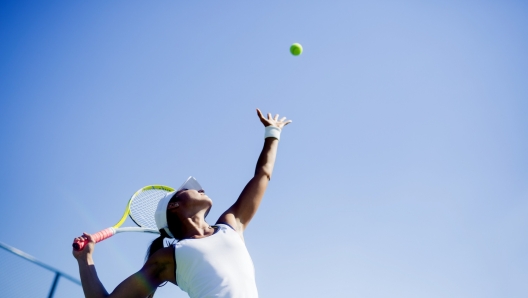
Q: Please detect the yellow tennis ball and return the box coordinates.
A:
[290,43,303,56]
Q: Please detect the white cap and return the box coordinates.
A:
[154,176,204,238]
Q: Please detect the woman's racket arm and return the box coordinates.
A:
[73,233,110,298]
[77,264,158,298]
[77,257,110,298]
[74,238,174,298]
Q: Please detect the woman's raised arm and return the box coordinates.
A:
[217,109,292,235]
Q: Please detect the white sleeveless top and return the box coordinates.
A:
[174,224,258,298]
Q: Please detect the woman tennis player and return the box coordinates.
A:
[73,109,291,298]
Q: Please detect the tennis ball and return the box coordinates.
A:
[290,43,303,56]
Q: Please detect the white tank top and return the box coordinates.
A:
[174,224,258,298]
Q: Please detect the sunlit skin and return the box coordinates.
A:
[73,108,292,298]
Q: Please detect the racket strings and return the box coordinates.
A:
[129,189,172,230]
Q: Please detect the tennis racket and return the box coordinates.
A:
[72,185,175,251]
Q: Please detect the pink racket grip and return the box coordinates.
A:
[72,227,116,251]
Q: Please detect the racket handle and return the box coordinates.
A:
[72,227,116,251]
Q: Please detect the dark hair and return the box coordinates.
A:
[145,229,170,262]
[145,208,185,261]
[145,195,186,298]
[146,230,168,298]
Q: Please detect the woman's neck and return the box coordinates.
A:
[181,216,215,239]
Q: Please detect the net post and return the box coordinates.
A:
[47,272,60,298]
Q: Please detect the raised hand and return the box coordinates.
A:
[256,109,292,129]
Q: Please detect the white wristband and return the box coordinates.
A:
[264,126,281,140]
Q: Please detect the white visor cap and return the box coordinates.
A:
[154,176,204,238]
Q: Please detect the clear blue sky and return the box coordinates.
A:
[1,0,527,297]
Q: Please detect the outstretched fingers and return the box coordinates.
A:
[256,108,292,128]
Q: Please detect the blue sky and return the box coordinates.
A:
[1,0,527,297]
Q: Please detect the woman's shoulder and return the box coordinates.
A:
[143,245,176,283]
[147,245,175,264]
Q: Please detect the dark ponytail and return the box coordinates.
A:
[145,229,170,262]
[145,195,186,297]
[145,229,171,298]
